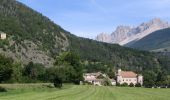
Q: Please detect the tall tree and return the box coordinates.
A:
[55,52,83,84]
[143,71,157,87]
[0,55,13,83]
[23,62,46,80]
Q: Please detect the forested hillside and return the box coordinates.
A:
[127,28,170,51]
[0,0,69,66]
[68,34,158,72]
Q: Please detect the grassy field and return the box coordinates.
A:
[0,84,170,100]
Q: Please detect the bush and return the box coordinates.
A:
[102,78,112,86]
[53,76,62,88]
[135,83,142,87]
[0,86,7,92]
[121,83,128,87]
[129,83,134,87]
[116,82,121,86]
[83,81,93,85]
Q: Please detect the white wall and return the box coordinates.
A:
[0,33,6,39]
[118,77,137,85]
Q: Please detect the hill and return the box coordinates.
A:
[68,34,158,71]
[0,0,170,75]
[126,28,170,51]
[0,0,69,66]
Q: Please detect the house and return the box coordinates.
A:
[116,69,143,85]
[83,72,116,86]
[0,32,6,40]
[83,72,103,86]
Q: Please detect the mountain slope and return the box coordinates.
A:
[126,28,170,51]
[0,0,69,66]
[67,34,160,71]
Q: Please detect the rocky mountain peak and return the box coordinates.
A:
[151,18,169,27]
[96,32,112,43]
[111,25,132,43]
[139,18,169,31]
[128,18,169,36]
[96,18,170,45]
[150,18,167,24]
[114,25,132,34]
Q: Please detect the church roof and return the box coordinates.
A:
[120,71,137,78]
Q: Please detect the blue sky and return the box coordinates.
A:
[18,0,170,39]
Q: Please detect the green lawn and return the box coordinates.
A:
[0,84,170,100]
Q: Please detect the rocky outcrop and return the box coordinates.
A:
[96,33,112,43]
[111,26,132,43]
[96,18,170,45]
[0,32,69,67]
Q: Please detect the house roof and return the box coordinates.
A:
[120,71,137,78]
[84,72,101,76]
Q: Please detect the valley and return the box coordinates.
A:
[0,0,170,100]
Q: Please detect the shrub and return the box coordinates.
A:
[83,81,93,85]
[129,83,134,87]
[53,76,62,88]
[102,78,112,86]
[97,74,105,79]
[0,86,7,92]
[116,82,121,86]
[73,79,81,85]
[135,83,142,87]
[121,83,128,87]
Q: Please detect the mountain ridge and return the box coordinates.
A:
[96,18,169,45]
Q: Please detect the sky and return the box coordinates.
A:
[18,0,170,39]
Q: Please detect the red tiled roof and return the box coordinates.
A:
[120,71,137,78]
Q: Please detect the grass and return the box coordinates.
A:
[0,84,170,100]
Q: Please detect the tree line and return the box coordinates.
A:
[0,52,83,88]
[0,52,170,88]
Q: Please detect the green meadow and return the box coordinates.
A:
[0,84,170,100]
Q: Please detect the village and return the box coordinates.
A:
[83,69,143,87]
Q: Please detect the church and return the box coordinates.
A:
[116,69,143,85]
